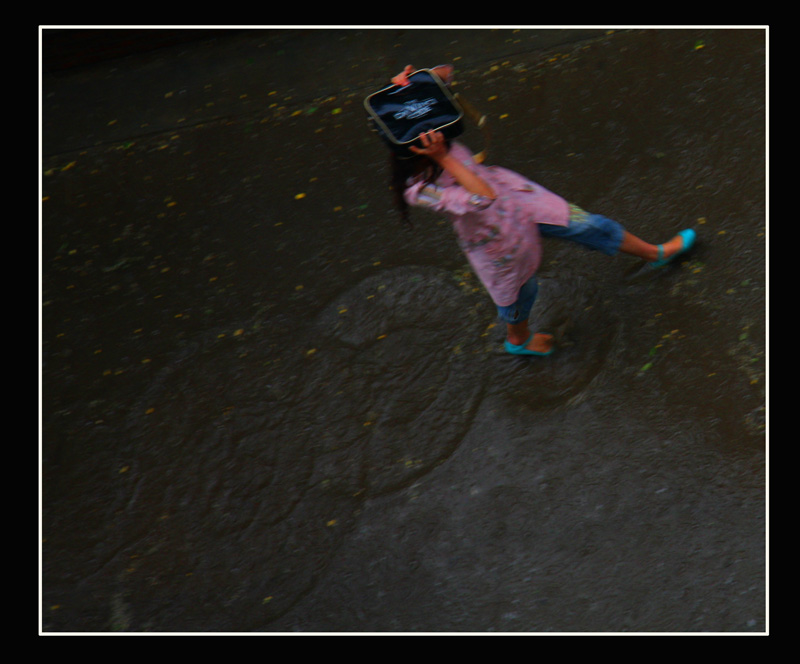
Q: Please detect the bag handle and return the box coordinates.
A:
[418,65,491,162]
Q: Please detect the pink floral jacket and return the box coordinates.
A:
[404,142,570,306]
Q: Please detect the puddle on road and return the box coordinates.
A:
[88,263,631,630]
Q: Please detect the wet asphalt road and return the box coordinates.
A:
[41,28,766,633]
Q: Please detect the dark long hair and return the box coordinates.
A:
[389,152,442,227]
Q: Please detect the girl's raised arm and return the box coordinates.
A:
[410,131,496,200]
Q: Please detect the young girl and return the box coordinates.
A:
[389,65,696,357]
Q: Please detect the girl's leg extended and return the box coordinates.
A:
[619,230,693,263]
[539,205,694,263]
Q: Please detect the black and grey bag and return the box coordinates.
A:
[364,68,465,158]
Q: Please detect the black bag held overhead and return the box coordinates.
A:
[364,68,464,158]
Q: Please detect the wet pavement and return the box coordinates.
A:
[40,27,767,633]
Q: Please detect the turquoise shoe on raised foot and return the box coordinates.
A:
[651,228,696,268]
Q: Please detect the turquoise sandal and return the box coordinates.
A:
[651,228,696,267]
[504,334,555,357]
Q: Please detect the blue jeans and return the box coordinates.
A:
[495,207,625,325]
[538,206,625,256]
[496,274,540,325]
